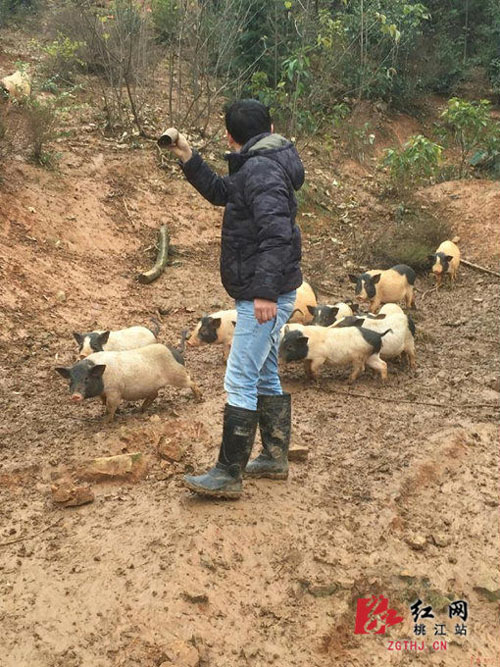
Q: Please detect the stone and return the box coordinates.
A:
[80,452,146,481]
[288,446,309,462]
[56,290,66,303]
[429,533,451,548]
[307,582,338,598]
[473,577,500,602]
[405,534,427,551]
[161,639,200,667]
[158,438,185,462]
[181,590,209,604]
[51,478,94,507]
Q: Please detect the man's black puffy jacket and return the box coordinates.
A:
[182,132,304,302]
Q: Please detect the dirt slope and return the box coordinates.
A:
[1,129,499,667]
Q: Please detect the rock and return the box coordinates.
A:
[181,590,209,604]
[405,534,427,551]
[307,582,338,598]
[161,639,200,667]
[56,290,66,303]
[158,438,185,462]
[79,452,146,481]
[429,533,451,548]
[473,577,500,602]
[51,478,94,507]
[288,446,309,462]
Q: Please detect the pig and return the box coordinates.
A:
[279,324,390,382]
[428,240,460,287]
[0,70,31,101]
[288,281,318,324]
[56,343,202,422]
[74,323,159,359]
[187,309,237,361]
[348,264,416,313]
[307,300,360,327]
[333,303,416,368]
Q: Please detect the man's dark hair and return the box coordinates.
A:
[225,99,272,146]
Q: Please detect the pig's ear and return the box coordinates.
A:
[348,274,358,284]
[306,305,316,315]
[73,332,84,346]
[369,313,386,320]
[89,364,106,377]
[231,320,236,327]
[350,303,360,313]
[371,273,382,284]
[55,366,71,379]
[330,306,339,317]
[444,255,454,262]
[284,325,290,336]
[354,319,364,327]
[212,317,222,329]
[98,331,110,345]
[427,254,435,261]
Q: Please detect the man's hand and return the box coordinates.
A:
[254,298,277,324]
[165,131,192,164]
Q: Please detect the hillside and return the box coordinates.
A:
[1,13,500,667]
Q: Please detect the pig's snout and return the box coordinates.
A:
[71,393,84,403]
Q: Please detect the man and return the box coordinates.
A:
[166,99,304,499]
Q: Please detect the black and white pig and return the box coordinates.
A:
[428,240,460,287]
[74,323,160,359]
[348,264,416,313]
[56,343,202,422]
[279,324,390,382]
[187,309,237,361]
[307,300,360,327]
[333,303,416,368]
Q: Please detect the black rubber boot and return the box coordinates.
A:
[183,404,258,499]
[245,393,291,480]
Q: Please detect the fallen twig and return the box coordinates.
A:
[421,286,438,301]
[137,224,170,284]
[461,259,500,278]
[0,516,64,547]
[321,386,497,411]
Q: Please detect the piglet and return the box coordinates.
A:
[307,300,359,327]
[187,309,237,361]
[288,281,318,324]
[428,240,460,287]
[56,343,202,422]
[348,264,416,313]
[279,324,390,382]
[74,323,159,359]
[334,303,416,368]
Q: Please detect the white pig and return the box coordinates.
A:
[279,324,390,382]
[333,303,416,368]
[56,343,202,422]
[348,264,416,313]
[428,240,460,287]
[74,324,159,359]
[187,310,237,361]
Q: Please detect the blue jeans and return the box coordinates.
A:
[224,291,297,411]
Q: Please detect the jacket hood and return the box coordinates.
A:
[226,132,305,191]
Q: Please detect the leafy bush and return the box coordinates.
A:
[438,97,496,177]
[382,135,443,193]
[41,33,85,83]
[365,209,452,272]
[24,98,58,166]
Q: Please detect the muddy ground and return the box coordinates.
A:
[1,66,500,666]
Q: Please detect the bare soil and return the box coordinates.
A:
[1,44,499,667]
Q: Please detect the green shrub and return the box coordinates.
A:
[364,209,452,272]
[24,98,58,166]
[438,97,495,177]
[382,135,443,193]
[41,33,85,83]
